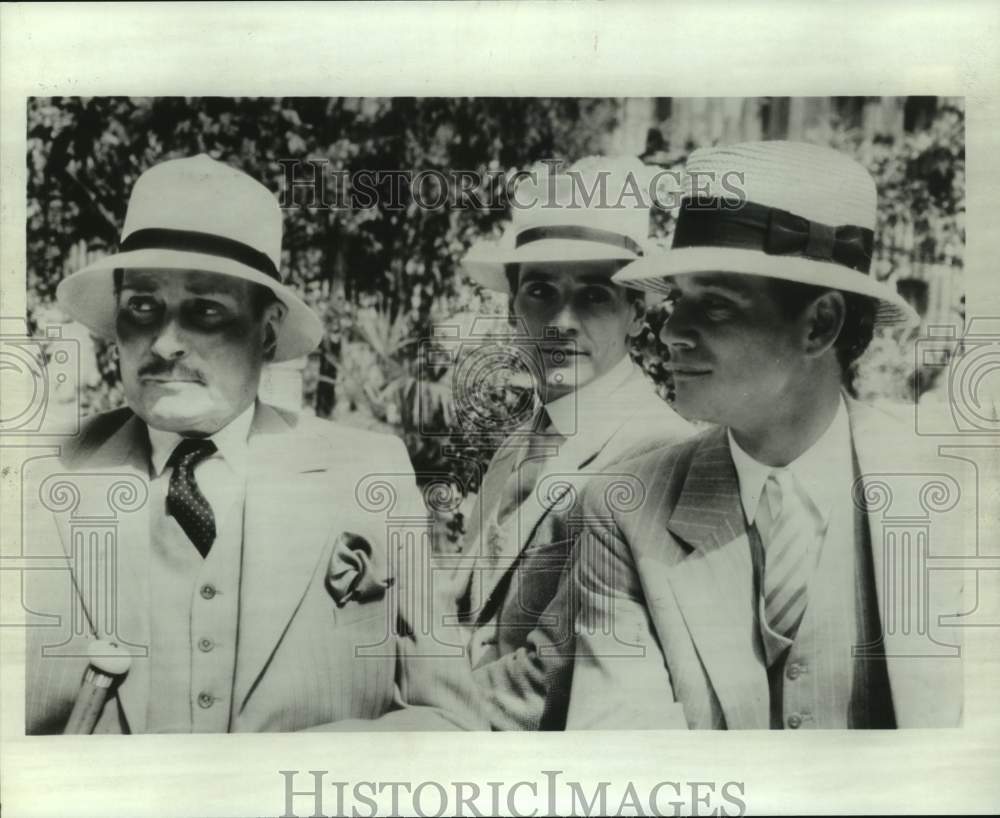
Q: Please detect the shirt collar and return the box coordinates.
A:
[728,396,851,525]
[544,354,636,439]
[147,401,256,478]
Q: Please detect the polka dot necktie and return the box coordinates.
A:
[166,438,217,558]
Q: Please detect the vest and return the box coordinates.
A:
[753,470,895,729]
[147,479,246,733]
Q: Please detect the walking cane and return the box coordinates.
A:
[63,640,132,734]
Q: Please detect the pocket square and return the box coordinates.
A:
[325,532,393,607]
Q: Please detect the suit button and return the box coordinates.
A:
[787,714,802,729]
[787,663,801,680]
[197,692,214,709]
[200,584,216,600]
[198,638,214,652]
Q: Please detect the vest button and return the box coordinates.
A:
[787,663,801,680]
[198,637,214,652]
[200,584,216,600]
[787,714,802,729]
[197,692,214,709]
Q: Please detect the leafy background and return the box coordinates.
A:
[26,97,965,548]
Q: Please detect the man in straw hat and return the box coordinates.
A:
[447,156,694,730]
[24,155,484,733]
[564,141,967,729]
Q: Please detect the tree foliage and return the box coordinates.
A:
[27,97,965,546]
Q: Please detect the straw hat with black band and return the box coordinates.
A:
[56,154,323,362]
[462,156,659,292]
[614,140,919,328]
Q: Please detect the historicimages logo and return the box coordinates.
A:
[279,769,748,818]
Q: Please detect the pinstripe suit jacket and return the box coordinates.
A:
[566,398,966,729]
[23,402,485,733]
[449,365,695,729]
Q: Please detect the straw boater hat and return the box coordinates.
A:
[462,156,658,292]
[56,154,323,362]
[614,141,919,327]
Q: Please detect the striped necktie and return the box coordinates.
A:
[759,468,813,651]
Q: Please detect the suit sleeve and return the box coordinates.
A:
[565,477,688,729]
[471,555,576,730]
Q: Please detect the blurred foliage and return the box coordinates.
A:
[27,96,621,546]
[630,103,966,405]
[830,103,965,401]
[27,97,965,546]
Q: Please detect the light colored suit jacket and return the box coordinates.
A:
[23,402,485,733]
[449,365,694,729]
[566,398,967,729]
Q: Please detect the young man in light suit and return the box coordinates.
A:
[23,156,484,733]
[565,141,967,730]
[448,158,695,729]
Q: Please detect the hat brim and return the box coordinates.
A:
[614,247,920,328]
[463,238,653,292]
[56,248,323,362]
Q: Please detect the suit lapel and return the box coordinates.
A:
[663,429,770,729]
[463,443,518,615]
[233,404,341,711]
[470,374,648,620]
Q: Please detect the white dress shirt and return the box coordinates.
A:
[728,396,853,568]
[728,397,855,660]
[545,353,638,441]
[147,401,255,511]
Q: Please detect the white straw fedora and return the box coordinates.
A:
[614,141,919,327]
[462,156,659,292]
[56,154,323,361]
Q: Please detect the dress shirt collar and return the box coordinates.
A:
[147,400,256,478]
[728,396,851,525]
[544,353,636,439]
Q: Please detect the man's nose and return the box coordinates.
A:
[659,304,696,350]
[549,302,580,336]
[149,317,187,360]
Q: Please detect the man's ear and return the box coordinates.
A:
[803,290,845,357]
[261,301,288,362]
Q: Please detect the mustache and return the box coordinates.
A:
[137,362,205,382]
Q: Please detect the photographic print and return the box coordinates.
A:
[2,4,997,817]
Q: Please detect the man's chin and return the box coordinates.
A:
[670,385,719,425]
[138,395,222,434]
[542,365,594,399]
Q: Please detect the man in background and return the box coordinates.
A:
[449,157,694,729]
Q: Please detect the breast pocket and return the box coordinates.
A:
[332,596,391,628]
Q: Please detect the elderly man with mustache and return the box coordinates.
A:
[23,155,484,734]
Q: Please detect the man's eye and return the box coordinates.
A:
[583,287,613,305]
[702,299,734,320]
[525,283,555,299]
[124,296,160,318]
[192,301,226,319]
